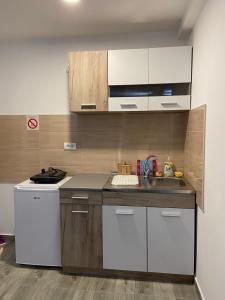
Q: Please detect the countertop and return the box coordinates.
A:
[59,174,109,191]
[103,176,195,194]
[60,174,195,195]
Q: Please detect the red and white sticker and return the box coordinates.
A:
[26,115,39,130]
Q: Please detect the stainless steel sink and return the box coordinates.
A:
[148,177,186,187]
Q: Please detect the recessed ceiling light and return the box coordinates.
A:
[63,0,80,3]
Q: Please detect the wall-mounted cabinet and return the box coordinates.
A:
[149,95,191,111]
[107,46,192,112]
[68,46,192,113]
[69,50,108,112]
[108,49,149,85]
[108,97,149,111]
[108,83,191,112]
[149,46,192,84]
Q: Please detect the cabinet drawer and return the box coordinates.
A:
[149,95,190,111]
[147,207,195,275]
[60,190,102,205]
[103,205,147,272]
[108,97,148,111]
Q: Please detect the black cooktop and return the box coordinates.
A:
[30,168,66,184]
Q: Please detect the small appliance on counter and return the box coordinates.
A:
[30,167,66,184]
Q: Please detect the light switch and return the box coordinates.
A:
[64,142,77,151]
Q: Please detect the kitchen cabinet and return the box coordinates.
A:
[108,97,148,111]
[69,50,108,112]
[102,192,195,276]
[147,207,195,275]
[148,95,191,111]
[149,46,192,84]
[102,205,147,272]
[108,49,149,85]
[60,191,102,269]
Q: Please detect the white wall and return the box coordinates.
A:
[0,31,185,115]
[0,184,15,235]
[191,1,225,299]
[0,30,184,234]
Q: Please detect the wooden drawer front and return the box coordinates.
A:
[147,207,195,275]
[149,96,190,111]
[103,205,147,272]
[103,192,195,209]
[61,203,102,269]
[60,190,102,205]
[108,97,148,111]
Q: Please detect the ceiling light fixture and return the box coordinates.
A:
[63,0,80,3]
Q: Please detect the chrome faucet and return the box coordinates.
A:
[144,155,156,177]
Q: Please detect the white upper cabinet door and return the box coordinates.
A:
[149,46,192,84]
[108,49,149,85]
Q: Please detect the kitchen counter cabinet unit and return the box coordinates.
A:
[60,175,196,282]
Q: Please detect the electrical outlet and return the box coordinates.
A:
[64,142,77,151]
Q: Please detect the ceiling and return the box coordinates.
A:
[0,0,206,39]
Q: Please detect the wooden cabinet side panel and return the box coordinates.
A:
[69,51,108,112]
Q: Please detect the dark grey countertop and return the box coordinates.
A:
[60,174,195,194]
[59,174,110,191]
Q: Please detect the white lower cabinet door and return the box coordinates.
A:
[147,207,195,275]
[103,205,147,272]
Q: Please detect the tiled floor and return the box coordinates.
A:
[0,239,201,300]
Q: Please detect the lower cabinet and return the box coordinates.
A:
[102,205,195,275]
[61,203,102,269]
[147,207,195,275]
[102,205,147,272]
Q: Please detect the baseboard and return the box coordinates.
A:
[195,277,205,300]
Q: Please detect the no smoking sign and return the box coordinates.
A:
[26,115,39,131]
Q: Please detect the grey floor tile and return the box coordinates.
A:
[0,240,201,300]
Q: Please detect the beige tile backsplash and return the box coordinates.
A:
[0,112,188,182]
[184,105,206,211]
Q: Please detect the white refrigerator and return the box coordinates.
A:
[14,177,71,266]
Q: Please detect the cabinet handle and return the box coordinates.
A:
[72,210,89,214]
[161,102,178,106]
[120,104,137,109]
[81,104,96,110]
[72,195,89,200]
[161,211,181,217]
[115,209,134,215]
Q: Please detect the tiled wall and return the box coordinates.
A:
[184,105,206,211]
[0,112,188,182]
